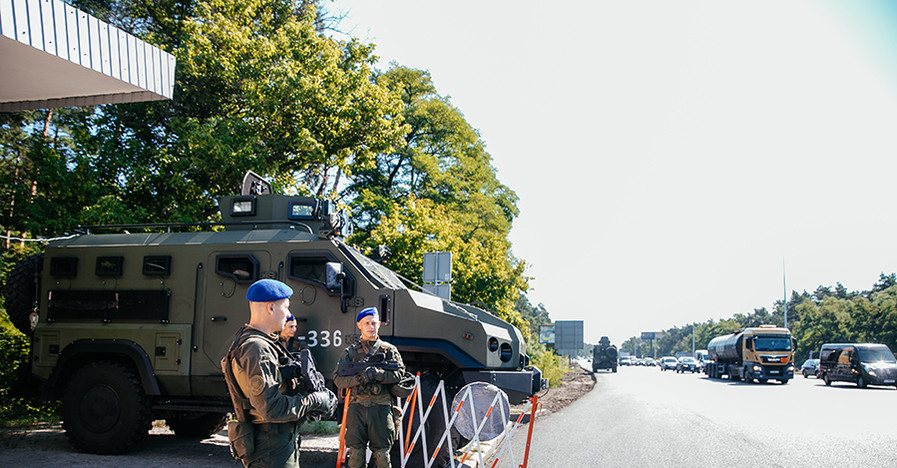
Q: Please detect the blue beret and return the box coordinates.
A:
[356,307,379,323]
[285,314,295,322]
[246,279,293,302]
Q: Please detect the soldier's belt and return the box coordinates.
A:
[254,422,296,433]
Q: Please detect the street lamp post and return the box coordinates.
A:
[692,323,695,354]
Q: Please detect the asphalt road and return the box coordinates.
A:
[496,364,897,468]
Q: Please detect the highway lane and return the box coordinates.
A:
[496,365,897,467]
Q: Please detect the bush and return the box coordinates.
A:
[527,341,568,388]
[0,314,58,426]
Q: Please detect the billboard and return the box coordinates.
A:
[555,320,584,356]
[539,325,555,344]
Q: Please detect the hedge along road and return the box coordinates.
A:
[495,364,897,468]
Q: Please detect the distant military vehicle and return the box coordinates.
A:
[592,336,618,372]
[3,186,544,461]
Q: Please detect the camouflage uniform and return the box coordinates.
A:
[333,338,406,468]
[227,326,329,467]
[279,335,304,355]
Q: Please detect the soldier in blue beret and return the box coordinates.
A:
[334,307,406,468]
[221,279,336,467]
[279,314,302,354]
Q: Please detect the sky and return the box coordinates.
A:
[330,0,897,346]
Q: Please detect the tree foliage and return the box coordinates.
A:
[0,1,532,335]
[347,66,528,329]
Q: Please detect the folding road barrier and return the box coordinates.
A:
[337,375,541,468]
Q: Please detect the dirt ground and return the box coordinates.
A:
[0,365,596,467]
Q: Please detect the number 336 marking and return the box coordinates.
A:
[304,329,342,348]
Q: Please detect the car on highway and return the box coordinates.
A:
[619,356,635,366]
[659,356,678,371]
[800,358,819,378]
[643,358,657,367]
[676,356,699,373]
[819,343,897,388]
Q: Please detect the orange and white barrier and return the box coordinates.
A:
[337,375,541,468]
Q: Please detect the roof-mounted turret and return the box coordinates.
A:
[219,194,351,239]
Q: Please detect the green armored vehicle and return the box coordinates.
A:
[592,336,618,373]
[4,192,544,456]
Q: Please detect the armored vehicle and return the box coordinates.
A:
[592,336,618,372]
[4,192,544,457]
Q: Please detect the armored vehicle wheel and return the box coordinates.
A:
[823,374,832,386]
[758,379,768,384]
[612,366,617,373]
[3,253,43,337]
[62,361,151,454]
[857,376,866,389]
[165,412,226,438]
[778,379,788,384]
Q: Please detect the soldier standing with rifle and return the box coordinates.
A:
[222,279,337,467]
[334,307,406,468]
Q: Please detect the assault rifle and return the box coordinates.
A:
[336,352,401,377]
[280,349,327,394]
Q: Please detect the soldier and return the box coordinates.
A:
[222,279,337,467]
[334,307,406,468]
[280,314,302,354]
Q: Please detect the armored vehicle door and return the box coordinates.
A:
[283,251,394,379]
[194,251,271,392]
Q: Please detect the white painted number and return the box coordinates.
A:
[301,329,342,347]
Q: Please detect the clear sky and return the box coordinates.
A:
[331,0,897,346]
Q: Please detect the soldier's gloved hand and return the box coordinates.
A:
[363,366,386,382]
[305,390,337,419]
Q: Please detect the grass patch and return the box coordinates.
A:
[300,420,339,436]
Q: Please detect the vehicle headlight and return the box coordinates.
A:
[752,365,761,372]
[862,364,876,376]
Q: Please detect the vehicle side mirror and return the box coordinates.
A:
[745,337,753,350]
[325,262,344,292]
[325,262,349,314]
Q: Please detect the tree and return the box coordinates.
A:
[364,197,527,332]
[1,0,407,240]
[347,65,527,331]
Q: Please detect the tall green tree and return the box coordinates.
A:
[0,0,407,239]
[347,66,527,330]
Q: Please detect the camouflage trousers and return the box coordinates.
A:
[345,403,395,468]
[242,423,301,468]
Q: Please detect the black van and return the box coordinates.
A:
[818,343,897,388]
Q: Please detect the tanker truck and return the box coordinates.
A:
[592,336,618,372]
[704,325,796,384]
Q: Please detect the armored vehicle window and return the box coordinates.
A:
[95,256,124,277]
[50,257,78,277]
[216,255,259,283]
[143,256,172,276]
[288,254,333,289]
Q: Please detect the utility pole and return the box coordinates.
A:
[783,257,788,328]
[692,324,695,354]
